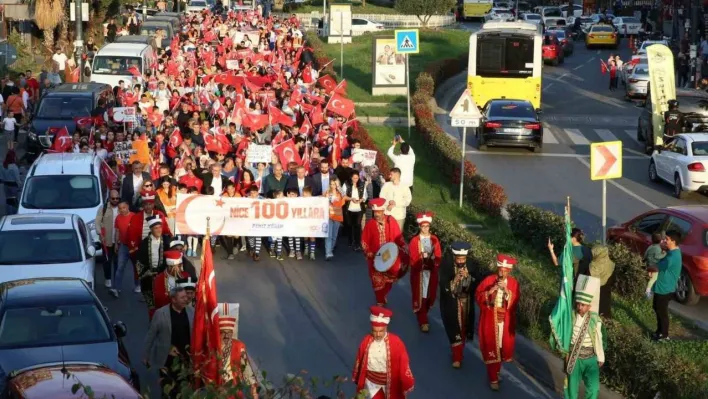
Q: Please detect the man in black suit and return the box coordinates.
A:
[199,163,231,195]
[310,159,335,197]
[121,160,153,212]
[136,216,172,317]
[285,165,315,196]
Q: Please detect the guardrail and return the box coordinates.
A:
[275,12,456,28]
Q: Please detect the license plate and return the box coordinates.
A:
[503,128,524,134]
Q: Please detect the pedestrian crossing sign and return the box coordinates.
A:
[395,29,419,54]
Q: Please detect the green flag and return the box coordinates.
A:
[549,208,574,354]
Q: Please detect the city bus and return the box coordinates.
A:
[463,0,494,19]
[468,21,543,109]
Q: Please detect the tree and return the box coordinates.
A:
[394,0,455,27]
[31,0,65,56]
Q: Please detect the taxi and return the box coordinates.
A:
[585,24,618,48]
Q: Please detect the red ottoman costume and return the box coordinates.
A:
[152,250,190,311]
[407,212,441,332]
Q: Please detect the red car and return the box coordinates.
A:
[542,34,564,66]
[607,206,708,305]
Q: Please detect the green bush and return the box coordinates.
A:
[506,202,567,254]
[414,73,434,98]
[607,243,649,300]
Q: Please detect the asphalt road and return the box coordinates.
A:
[436,32,708,326]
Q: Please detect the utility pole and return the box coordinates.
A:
[74,1,83,82]
[691,0,699,87]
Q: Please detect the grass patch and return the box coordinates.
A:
[365,124,708,377]
[316,30,470,102]
[285,0,399,15]
[357,106,408,118]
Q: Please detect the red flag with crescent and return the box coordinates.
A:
[317,75,337,93]
[49,127,72,153]
[100,160,119,190]
[74,116,93,131]
[242,113,269,131]
[326,93,355,118]
[268,105,295,127]
[310,104,324,126]
[167,128,183,159]
[333,79,348,96]
[300,115,314,137]
[302,64,314,84]
[127,65,142,78]
[274,139,302,166]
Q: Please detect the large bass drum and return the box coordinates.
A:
[374,242,407,279]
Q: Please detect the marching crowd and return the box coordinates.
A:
[0,5,615,399]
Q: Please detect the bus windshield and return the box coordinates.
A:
[476,34,534,78]
[92,56,142,75]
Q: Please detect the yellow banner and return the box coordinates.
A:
[647,44,676,146]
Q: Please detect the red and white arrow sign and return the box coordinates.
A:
[590,141,622,180]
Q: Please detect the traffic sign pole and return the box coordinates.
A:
[406,54,410,138]
[602,179,607,244]
[394,29,419,138]
[459,127,466,207]
[590,141,622,244]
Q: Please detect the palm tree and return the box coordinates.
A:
[31,0,65,56]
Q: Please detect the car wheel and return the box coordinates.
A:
[648,160,659,182]
[552,57,559,66]
[637,124,644,142]
[644,134,653,155]
[674,173,687,199]
[477,134,487,151]
[675,268,701,305]
[531,144,542,153]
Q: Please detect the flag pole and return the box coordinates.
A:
[566,196,571,220]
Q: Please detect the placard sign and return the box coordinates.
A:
[226,60,239,70]
[371,37,408,96]
[113,141,137,164]
[246,144,273,163]
[352,149,377,167]
[113,107,136,123]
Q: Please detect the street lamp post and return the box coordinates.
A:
[74,0,83,82]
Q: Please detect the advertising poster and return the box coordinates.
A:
[371,37,407,95]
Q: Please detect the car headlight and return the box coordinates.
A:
[86,220,98,239]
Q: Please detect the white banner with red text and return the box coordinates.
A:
[175,194,330,237]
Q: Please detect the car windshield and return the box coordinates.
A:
[141,26,169,35]
[692,142,708,155]
[190,1,206,6]
[677,95,708,115]
[622,17,640,23]
[579,18,593,23]
[0,230,82,264]
[489,102,536,118]
[21,175,100,210]
[0,304,110,349]
[633,66,649,75]
[92,56,142,75]
[36,97,92,119]
[554,31,566,39]
[526,14,541,20]
[592,26,614,32]
[543,8,561,17]
[640,42,663,51]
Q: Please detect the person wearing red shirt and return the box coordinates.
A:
[110,201,138,298]
[178,164,203,192]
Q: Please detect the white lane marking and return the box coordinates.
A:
[558,73,570,80]
[465,150,647,159]
[625,147,650,158]
[575,156,659,209]
[543,125,560,144]
[543,82,555,92]
[429,315,548,399]
[596,50,601,55]
[594,128,620,142]
[573,64,585,70]
[626,129,641,145]
[587,57,596,63]
[564,128,590,145]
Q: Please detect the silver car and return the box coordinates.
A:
[625,63,649,99]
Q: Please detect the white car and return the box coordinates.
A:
[0,214,97,288]
[18,153,109,257]
[633,39,669,61]
[614,16,642,36]
[484,8,514,22]
[186,0,209,13]
[543,16,566,29]
[649,133,708,199]
[351,18,384,35]
[560,4,583,18]
[521,13,543,25]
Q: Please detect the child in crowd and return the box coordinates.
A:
[644,232,666,299]
[270,190,285,260]
[302,186,316,260]
[247,186,263,261]
[3,112,17,142]
[186,186,200,257]
[286,188,303,260]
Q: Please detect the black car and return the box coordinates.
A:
[476,99,543,152]
[27,83,115,157]
[0,278,139,393]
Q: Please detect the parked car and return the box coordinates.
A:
[614,16,642,36]
[585,24,618,48]
[476,99,543,152]
[0,214,97,288]
[542,33,564,65]
[0,278,139,393]
[649,133,708,199]
[351,18,384,35]
[637,88,708,154]
[5,363,142,398]
[624,63,649,99]
[607,206,708,305]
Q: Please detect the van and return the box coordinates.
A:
[27,83,114,155]
[147,15,181,32]
[140,20,174,48]
[18,153,110,257]
[89,42,157,89]
[114,35,159,51]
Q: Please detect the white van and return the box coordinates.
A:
[18,153,109,258]
[89,42,157,89]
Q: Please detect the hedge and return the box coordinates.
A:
[306,32,708,398]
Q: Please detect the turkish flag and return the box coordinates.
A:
[167,128,183,159]
[205,132,232,155]
[123,92,139,107]
[49,127,72,153]
[235,138,250,161]
[190,236,222,386]
[74,116,93,131]
[601,61,608,75]
[242,113,269,131]
[300,115,314,137]
[302,64,314,84]
[310,104,324,125]
[127,65,142,78]
[333,79,348,95]
[148,110,163,127]
[268,105,295,127]
[274,139,302,166]
[100,160,118,190]
[289,88,303,108]
[326,93,355,118]
[318,75,337,93]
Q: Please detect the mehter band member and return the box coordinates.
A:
[352,306,415,399]
[475,254,520,391]
[217,303,259,398]
[439,241,475,368]
[408,211,441,332]
[136,215,170,320]
[152,250,190,312]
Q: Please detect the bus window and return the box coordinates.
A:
[476,35,534,78]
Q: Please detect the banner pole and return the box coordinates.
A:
[406,53,411,138]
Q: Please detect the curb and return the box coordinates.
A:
[363,116,414,126]
[358,102,407,108]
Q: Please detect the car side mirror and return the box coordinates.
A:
[114,321,127,338]
[656,145,664,153]
[87,245,97,257]
[535,108,542,115]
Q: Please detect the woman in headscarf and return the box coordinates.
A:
[589,244,616,319]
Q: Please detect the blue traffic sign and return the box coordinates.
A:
[0,41,18,66]
[394,29,419,54]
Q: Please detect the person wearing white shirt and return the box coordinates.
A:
[52,49,68,72]
[387,137,416,193]
[379,168,412,233]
